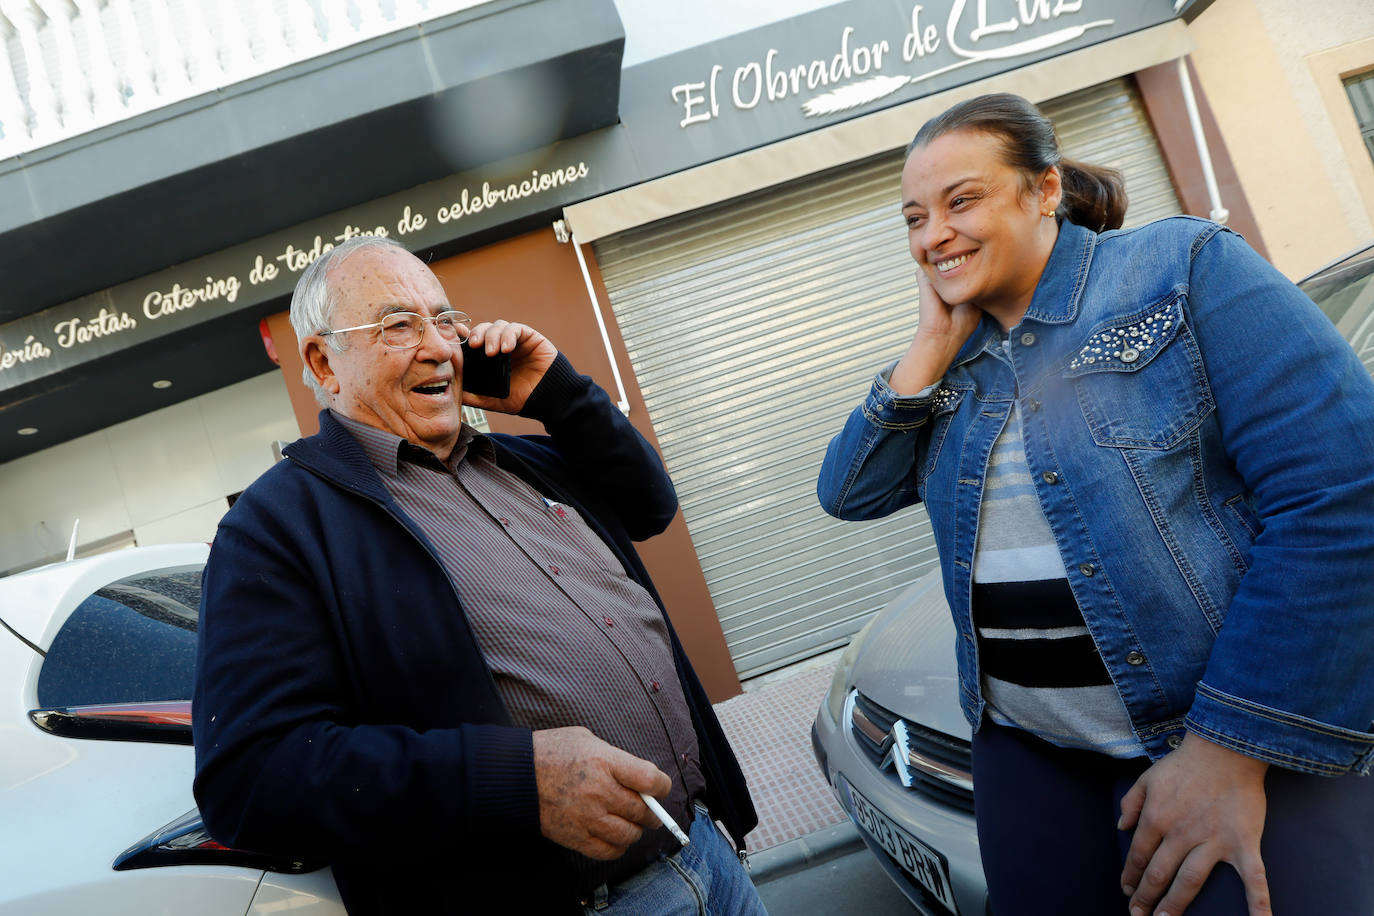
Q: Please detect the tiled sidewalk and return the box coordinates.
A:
[712,653,850,852]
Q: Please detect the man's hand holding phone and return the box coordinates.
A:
[461,320,558,415]
[461,344,511,399]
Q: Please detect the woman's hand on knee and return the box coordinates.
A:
[1117,734,1271,916]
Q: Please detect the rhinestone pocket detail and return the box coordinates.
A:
[1069,312,1174,371]
[931,386,962,412]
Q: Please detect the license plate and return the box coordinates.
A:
[846,783,959,914]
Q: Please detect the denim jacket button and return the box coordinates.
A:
[1042,471,1060,485]
[1020,332,1036,346]
[1126,650,1146,666]
[1167,734,1184,750]
[1078,562,1095,577]
[1027,398,1041,412]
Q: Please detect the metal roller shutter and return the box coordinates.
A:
[595,78,1182,678]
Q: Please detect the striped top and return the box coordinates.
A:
[334,412,706,888]
[972,391,1145,759]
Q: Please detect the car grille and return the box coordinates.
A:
[850,690,975,814]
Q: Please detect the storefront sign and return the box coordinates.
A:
[0,148,608,391]
[669,1,1114,126]
[0,0,1180,396]
[621,0,1175,175]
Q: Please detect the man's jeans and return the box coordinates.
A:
[581,805,769,915]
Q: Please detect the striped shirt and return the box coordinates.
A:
[972,389,1144,759]
[334,412,706,888]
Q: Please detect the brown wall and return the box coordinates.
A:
[1134,59,1269,260]
[265,311,325,436]
[265,228,743,701]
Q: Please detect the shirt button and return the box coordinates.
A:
[1042,471,1060,485]
[603,616,614,628]
[650,680,661,693]
[1126,650,1146,666]
[1027,399,1041,412]
[549,565,560,576]
[1167,734,1184,750]
[1020,332,1036,346]
[498,518,510,526]
[1078,562,1095,577]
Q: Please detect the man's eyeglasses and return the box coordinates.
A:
[320,310,471,350]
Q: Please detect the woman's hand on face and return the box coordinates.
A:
[915,267,983,345]
[1118,734,1271,916]
[888,269,983,395]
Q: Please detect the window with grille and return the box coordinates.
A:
[1345,70,1374,164]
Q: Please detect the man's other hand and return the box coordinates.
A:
[532,725,673,860]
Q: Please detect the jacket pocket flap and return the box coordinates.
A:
[1064,296,1185,377]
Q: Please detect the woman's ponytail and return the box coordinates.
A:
[1059,159,1127,232]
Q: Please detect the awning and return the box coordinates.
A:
[0,0,624,324]
[0,0,623,464]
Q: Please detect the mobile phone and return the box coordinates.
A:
[462,344,511,399]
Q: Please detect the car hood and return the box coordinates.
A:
[848,571,972,740]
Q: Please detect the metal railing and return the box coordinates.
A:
[0,0,487,162]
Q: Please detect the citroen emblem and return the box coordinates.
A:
[882,719,914,788]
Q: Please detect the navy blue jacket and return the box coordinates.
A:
[192,356,756,914]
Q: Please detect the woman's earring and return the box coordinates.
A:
[1044,209,1056,219]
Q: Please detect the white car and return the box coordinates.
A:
[0,544,344,914]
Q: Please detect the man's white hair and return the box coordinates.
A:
[289,235,410,406]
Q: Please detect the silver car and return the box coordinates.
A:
[812,570,983,916]
[811,239,1374,915]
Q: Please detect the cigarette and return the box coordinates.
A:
[639,791,690,847]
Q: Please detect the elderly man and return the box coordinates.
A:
[192,236,762,914]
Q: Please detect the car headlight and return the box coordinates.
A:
[825,617,877,723]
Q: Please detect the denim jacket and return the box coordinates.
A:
[818,217,1374,775]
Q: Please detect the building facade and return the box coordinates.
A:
[2,0,1371,698]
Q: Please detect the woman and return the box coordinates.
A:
[817,93,1374,916]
